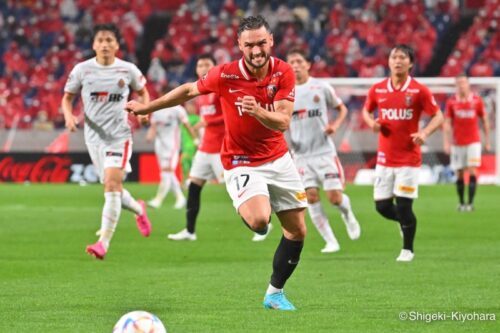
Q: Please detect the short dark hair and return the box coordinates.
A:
[390,44,415,64]
[92,24,121,43]
[237,15,271,37]
[286,48,311,62]
[197,53,216,65]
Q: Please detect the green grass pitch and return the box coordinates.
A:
[0,183,499,332]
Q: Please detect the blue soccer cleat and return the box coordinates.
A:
[263,291,296,311]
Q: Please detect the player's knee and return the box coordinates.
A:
[375,199,394,218]
[305,188,320,203]
[395,197,416,226]
[327,190,343,205]
[104,178,122,192]
[244,214,270,232]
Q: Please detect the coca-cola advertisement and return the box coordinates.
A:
[0,153,139,183]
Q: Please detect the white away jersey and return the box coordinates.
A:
[150,105,188,151]
[64,57,146,144]
[287,77,342,157]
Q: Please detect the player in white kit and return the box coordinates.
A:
[61,24,152,260]
[271,48,361,253]
[147,99,198,209]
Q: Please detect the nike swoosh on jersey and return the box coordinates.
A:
[229,88,243,93]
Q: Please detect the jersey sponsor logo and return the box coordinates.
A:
[380,108,413,120]
[375,88,388,93]
[266,84,277,98]
[221,73,240,79]
[272,71,282,78]
[455,109,476,118]
[288,88,295,98]
[377,152,386,164]
[200,104,216,116]
[292,108,322,120]
[229,88,243,93]
[378,98,387,103]
[90,92,123,103]
[235,101,275,116]
[231,155,250,165]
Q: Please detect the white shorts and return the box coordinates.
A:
[87,140,132,183]
[451,142,481,170]
[374,165,419,200]
[295,155,344,191]
[224,152,307,213]
[155,141,179,170]
[190,151,224,183]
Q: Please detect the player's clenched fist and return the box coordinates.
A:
[125,100,149,115]
[239,96,260,116]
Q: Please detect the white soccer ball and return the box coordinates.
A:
[113,311,167,333]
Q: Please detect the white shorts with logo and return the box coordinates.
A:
[190,150,224,183]
[155,141,179,170]
[451,142,481,170]
[374,165,419,200]
[224,152,307,213]
[87,140,132,183]
[294,154,344,191]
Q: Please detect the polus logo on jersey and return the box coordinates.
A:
[90,92,123,103]
[380,108,413,120]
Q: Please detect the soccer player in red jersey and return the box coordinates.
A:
[362,44,444,262]
[126,16,307,310]
[168,54,226,241]
[443,74,491,212]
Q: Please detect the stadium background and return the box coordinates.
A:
[0,0,498,184]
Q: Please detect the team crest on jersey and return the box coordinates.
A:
[313,95,320,103]
[118,79,125,88]
[405,94,413,106]
[267,84,277,99]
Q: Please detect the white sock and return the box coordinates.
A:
[335,193,352,216]
[266,284,282,295]
[308,202,337,244]
[156,171,172,201]
[99,192,122,250]
[121,188,143,215]
[169,172,183,199]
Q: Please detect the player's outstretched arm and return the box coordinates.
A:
[125,82,200,115]
[239,96,293,132]
[411,110,444,145]
[61,92,79,132]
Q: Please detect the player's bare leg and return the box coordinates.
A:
[305,188,339,253]
[326,189,361,240]
[238,195,272,234]
[262,208,306,310]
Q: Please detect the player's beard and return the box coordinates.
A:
[246,52,270,69]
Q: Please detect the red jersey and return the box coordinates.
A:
[364,76,439,167]
[195,93,225,153]
[197,57,295,169]
[445,94,484,146]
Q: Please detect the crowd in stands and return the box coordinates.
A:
[0,0,494,130]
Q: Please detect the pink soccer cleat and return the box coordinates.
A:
[135,200,152,237]
[86,241,106,260]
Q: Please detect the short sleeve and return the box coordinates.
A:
[64,64,82,94]
[324,83,342,109]
[420,85,440,116]
[197,65,222,95]
[274,67,295,102]
[129,64,147,91]
[363,86,377,113]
